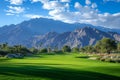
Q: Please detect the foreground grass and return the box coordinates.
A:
[0,53,120,80]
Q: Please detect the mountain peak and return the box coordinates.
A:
[74,26,96,33]
[0,18,120,48]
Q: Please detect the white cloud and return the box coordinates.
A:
[74,2,82,9]
[34,0,120,28]
[31,0,40,2]
[104,0,120,2]
[31,0,69,10]
[6,13,14,15]
[42,1,64,10]
[91,3,97,8]
[5,0,119,28]
[65,3,69,9]
[97,13,120,28]
[60,0,70,2]
[7,0,24,5]
[85,0,91,5]
[31,0,49,3]
[6,6,25,15]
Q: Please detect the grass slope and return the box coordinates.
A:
[0,53,120,80]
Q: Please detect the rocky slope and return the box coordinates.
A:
[31,27,120,49]
[0,18,120,48]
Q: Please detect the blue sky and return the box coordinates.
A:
[0,0,120,29]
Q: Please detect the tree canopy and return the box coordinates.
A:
[62,45,71,52]
[95,38,117,54]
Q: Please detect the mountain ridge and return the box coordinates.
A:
[0,18,120,48]
[30,27,120,49]
[1,18,120,34]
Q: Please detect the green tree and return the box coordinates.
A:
[1,43,8,49]
[62,45,71,52]
[40,48,48,53]
[13,45,21,53]
[0,50,8,56]
[30,47,38,53]
[117,43,120,52]
[94,41,101,53]
[72,47,79,52]
[1,43,9,51]
[13,45,30,54]
[80,47,85,52]
[54,45,58,52]
[84,46,95,53]
[95,38,117,54]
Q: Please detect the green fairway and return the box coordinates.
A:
[0,53,120,80]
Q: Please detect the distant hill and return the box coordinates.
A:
[0,18,120,48]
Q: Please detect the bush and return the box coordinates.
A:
[104,58,111,62]
[40,48,48,53]
[97,54,120,63]
[72,47,79,53]
[30,48,38,54]
[62,45,71,52]
[53,50,64,54]
[0,50,8,56]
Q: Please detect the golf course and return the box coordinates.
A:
[0,53,120,80]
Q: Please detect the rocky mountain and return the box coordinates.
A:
[1,18,120,34]
[31,27,120,49]
[0,18,120,48]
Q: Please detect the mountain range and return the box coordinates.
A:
[0,18,120,49]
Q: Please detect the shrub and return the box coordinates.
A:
[72,47,79,53]
[97,54,120,63]
[0,50,8,56]
[62,45,71,52]
[40,48,48,53]
[104,58,111,62]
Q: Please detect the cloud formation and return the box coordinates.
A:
[7,0,24,5]
[85,0,91,5]
[6,6,25,15]
[60,0,71,2]
[31,0,119,28]
[5,0,120,28]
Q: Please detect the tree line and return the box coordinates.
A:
[62,38,120,54]
[33,38,120,54]
[0,38,120,57]
[0,43,31,57]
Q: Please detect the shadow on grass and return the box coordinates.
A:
[0,65,120,80]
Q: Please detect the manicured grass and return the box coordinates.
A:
[0,53,120,80]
